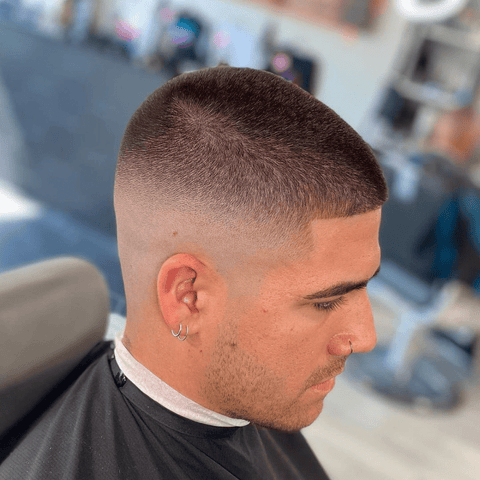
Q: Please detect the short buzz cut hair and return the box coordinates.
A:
[114,66,388,258]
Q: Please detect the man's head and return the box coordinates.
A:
[114,66,388,431]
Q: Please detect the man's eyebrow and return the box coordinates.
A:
[302,265,381,300]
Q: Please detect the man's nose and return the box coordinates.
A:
[350,291,377,354]
[327,291,377,356]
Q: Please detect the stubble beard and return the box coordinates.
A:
[200,325,327,432]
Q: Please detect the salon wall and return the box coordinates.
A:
[128,0,409,131]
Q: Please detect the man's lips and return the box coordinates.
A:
[310,377,335,393]
[309,367,345,388]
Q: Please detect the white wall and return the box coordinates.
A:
[271,5,409,130]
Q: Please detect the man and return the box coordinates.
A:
[0,65,388,479]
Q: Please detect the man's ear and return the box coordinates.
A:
[157,254,203,332]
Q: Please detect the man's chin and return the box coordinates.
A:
[252,403,324,433]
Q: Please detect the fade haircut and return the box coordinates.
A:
[114,66,388,268]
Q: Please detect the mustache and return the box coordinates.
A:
[306,359,346,388]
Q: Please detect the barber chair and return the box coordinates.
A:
[350,262,480,410]
[0,256,112,461]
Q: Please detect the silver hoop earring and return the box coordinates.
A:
[171,324,188,341]
[349,340,354,355]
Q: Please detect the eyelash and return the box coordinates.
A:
[313,296,346,312]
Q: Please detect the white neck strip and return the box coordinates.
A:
[113,332,250,428]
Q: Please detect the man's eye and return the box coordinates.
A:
[313,296,346,312]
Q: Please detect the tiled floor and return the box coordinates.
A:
[303,370,480,480]
[0,177,126,315]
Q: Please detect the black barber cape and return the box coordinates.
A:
[1,342,330,479]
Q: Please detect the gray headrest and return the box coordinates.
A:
[0,256,110,435]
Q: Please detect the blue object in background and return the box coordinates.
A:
[459,188,480,292]
[169,17,200,48]
[432,195,460,280]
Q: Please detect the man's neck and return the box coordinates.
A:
[113,332,250,428]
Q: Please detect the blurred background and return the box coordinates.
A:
[0,0,479,478]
